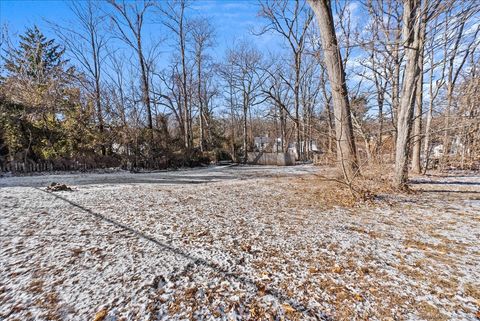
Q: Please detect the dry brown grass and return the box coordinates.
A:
[284,164,400,209]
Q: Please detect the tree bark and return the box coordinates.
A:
[243,93,248,164]
[393,0,422,189]
[308,0,358,182]
[137,40,154,146]
[179,2,190,151]
[411,10,427,174]
[197,50,204,152]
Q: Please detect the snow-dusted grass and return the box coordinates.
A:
[1,165,479,320]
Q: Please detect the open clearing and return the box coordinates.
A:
[1,165,479,320]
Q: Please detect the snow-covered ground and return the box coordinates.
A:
[1,165,479,320]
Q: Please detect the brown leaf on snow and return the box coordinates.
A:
[331,265,343,274]
[354,293,364,302]
[92,309,107,321]
[256,281,266,296]
[282,303,296,313]
[241,243,252,253]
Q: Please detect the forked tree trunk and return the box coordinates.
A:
[308,0,358,182]
[394,0,422,189]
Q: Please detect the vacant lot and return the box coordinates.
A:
[1,165,479,320]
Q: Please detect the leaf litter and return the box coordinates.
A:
[0,165,479,320]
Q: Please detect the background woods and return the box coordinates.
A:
[1,0,479,187]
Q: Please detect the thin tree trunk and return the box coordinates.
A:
[423,86,434,173]
[294,52,301,160]
[243,101,248,163]
[90,29,105,156]
[197,51,204,152]
[138,42,153,147]
[179,3,190,151]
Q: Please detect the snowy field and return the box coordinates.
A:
[1,165,479,320]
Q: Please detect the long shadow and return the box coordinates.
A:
[415,189,480,194]
[410,180,480,186]
[35,187,331,320]
[0,174,238,188]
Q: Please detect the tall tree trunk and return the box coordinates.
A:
[243,98,248,164]
[280,106,286,152]
[308,0,358,182]
[411,11,426,174]
[377,91,384,159]
[91,30,105,156]
[423,83,434,173]
[94,70,105,156]
[371,46,384,161]
[138,45,153,148]
[441,83,453,167]
[393,0,422,189]
[179,3,190,151]
[197,51,204,152]
[391,44,400,144]
[326,102,333,154]
[320,68,333,155]
[230,85,236,162]
[294,52,301,160]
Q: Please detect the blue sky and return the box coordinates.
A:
[0,0,281,57]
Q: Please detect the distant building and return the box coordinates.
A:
[431,138,464,159]
[254,137,319,154]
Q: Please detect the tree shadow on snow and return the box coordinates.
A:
[0,174,238,188]
[410,179,480,187]
[35,187,332,320]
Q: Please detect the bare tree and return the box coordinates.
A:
[190,17,215,152]
[308,0,358,182]
[224,42,266,163]
[362,0,404,149]
[160,0,192,151]
[393,0,422,189]
[108,0,156,148]
[258,0,313,159]
[261,60,296,153]
[50,0,109,155]
[441,2,479,168]
[410,7,427,174]
[411,0,442,173]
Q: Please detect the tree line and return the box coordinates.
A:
[0,0,478,188]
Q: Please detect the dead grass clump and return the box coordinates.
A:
[28,279,44,294]
[464,283,480,300]
[289,166,398,208]
[417,301,448,321]
[288,177,362,208]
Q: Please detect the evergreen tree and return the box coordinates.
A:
[4,25,67,85]
[0,26,86,162]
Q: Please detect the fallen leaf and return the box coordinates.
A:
[332,265,343,273]
[282,303,296,313]
[354,293,364,302]
[93,309,107,321]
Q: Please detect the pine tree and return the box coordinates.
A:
[0,26,83,162]
[4,25,67,85]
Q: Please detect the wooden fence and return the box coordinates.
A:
[0,161,101,174]
[0,157,173,174]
